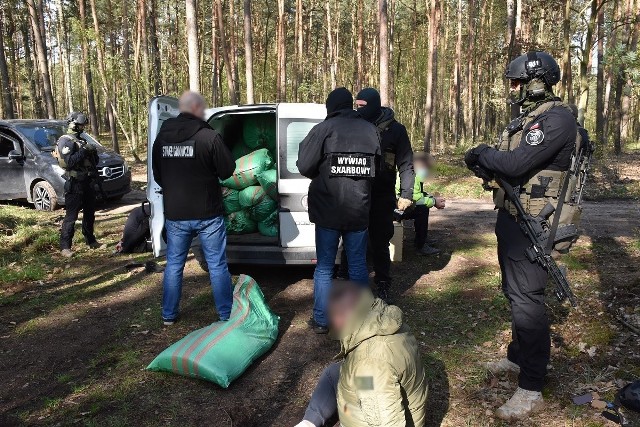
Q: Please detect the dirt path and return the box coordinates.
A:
[1,198,638,426]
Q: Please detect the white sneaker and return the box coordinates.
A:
[485,358,520,375]
[293,421,315,427]
[495,387,544,421]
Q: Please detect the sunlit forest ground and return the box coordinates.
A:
[0,148,639,426]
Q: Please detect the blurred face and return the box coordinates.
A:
[510,79,523,98]
[192,102,206,120]
[355,99,367,110]
[328,290,360,335]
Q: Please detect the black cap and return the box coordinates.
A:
[326,87,353,115]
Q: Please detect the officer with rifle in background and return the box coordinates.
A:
[465,51,581,421]
[56,112,104,258]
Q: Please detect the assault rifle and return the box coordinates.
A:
[497,177,578,307]
[80,139,107,199]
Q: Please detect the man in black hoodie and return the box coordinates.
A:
[152,91,236,325]
[340,88,415,301]
[297,87,381,334]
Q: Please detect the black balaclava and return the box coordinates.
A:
[326,87,354,115]
[356,88,382,122]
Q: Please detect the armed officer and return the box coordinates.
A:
[338,88,414,302]
[465,52,577,421]
[57,112,103,258]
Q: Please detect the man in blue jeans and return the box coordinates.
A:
[152,91,236,325]
[297,87,380,334]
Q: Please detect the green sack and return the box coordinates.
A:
[221,148,274,190]
[225,210,257,234]
[146,275,279,388]
[238,186,267,208]
[222,187,242,214]
[256,169,278,200]
[231,142,253,160]
[258,210,279,237]
[250,197,277,223]
[243,115,276,150]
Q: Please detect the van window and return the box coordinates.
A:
[281,119,319,178]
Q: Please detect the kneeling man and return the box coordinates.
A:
[296,281,428,427]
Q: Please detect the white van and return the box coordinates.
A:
[147,96,327,264]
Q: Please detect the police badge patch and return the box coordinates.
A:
[525,127,544,145]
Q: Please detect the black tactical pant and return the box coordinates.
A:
[60,179,97,250]
[496,209,550,392]
[403,204,430,249]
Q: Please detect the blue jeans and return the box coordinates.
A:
[313,226,369,327]
[162,216,233,321]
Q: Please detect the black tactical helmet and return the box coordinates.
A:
[618,380,640,413]
[505,51,561,87]
[66,111,89,127]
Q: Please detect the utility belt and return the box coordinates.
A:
[495,170,581,252]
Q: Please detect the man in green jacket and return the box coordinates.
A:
[396,152,445,255]
[295,281,428,427]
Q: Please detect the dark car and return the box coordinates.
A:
[0,119,132,211]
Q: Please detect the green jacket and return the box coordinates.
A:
[396,175,435,208]
[336,291,428,427]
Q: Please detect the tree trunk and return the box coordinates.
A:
[243,0,255,104]
[559,0,573,102]
[0,13,15,118]
[326,1,337,89]
[26,0,56,118]
[215,0,239,104]
[294,0,303,100]
[453,0,463,144]
[595,1,605,146]
[185,0,199,92]
[577,0,597,125]
[619,0,639,148]
[211,0,220,106]
[148,0,162,94]
[54,0,73,112]
[88,0,122,154]
[356,0,365,92]
[423,0,440,152]
[21,19,44,118]
[378,0,390,105]
[276,0,286,101]
[78,0,99,135]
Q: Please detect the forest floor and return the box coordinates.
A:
[0,151,639,427]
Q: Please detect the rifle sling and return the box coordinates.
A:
[546,171,571,253]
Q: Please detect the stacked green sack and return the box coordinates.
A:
[221,148,274,190]
[243,114,276,151]
[220,147,279,237]
[146,274,279,388]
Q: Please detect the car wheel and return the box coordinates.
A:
[32,181,58,211]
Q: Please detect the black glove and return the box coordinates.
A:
[464,143,490,169]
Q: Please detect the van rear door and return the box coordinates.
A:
[276,103,326,249]
[147,96,179,257]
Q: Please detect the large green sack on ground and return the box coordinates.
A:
[225,210,257,234]
[146,275,279,388]
[222,187,242,214]
[256,169,278,201]
[231,142,253,160]
[221,148,274,190]
[250,197,277,223]
[258,210,278,237]
[238,186,267,208]
[243,115,276,150]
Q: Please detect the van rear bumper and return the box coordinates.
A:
[226,245,317,265]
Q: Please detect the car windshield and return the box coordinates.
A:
[13,123,102,151]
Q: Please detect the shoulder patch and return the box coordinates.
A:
[525,128,545,146]
[61,146,71,155]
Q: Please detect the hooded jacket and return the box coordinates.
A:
[336,291,428,427]
[372,107,415,204]
[297,109,380,231]
[152,113,235,221]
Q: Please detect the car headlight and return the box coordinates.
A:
[52,164,66,176]
[123,162,129,173]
